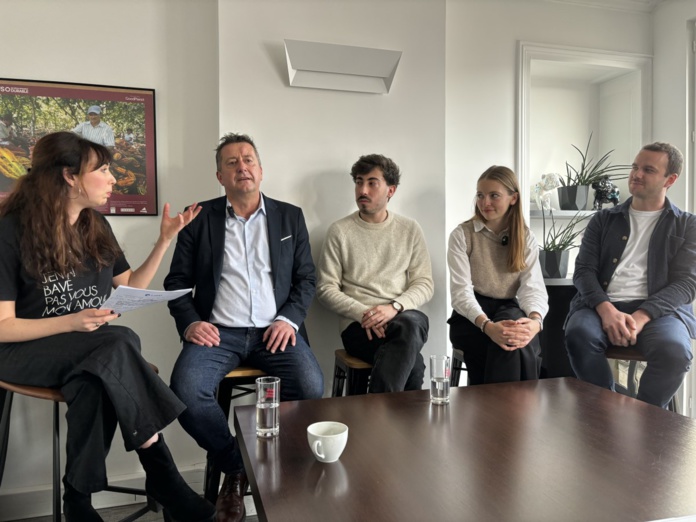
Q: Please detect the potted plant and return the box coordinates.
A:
[538,210,591,279]
[557,134,629,211]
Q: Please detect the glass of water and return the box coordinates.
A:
[430,355,450,405]
[256,376,280,437]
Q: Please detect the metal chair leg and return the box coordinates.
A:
[332,366,346,397]
[53,401,61,522]
[0,389,14,488]
[450,363,462,387]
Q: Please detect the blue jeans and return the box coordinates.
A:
[341,310,428,393]
[565,301,693,408]
[170,326,323,474]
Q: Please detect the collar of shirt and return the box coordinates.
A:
[472,219,509,237]
[227,195,266,221]
[211,194,276,328]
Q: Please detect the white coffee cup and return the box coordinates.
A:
[307,422,349,463]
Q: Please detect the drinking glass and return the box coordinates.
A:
[430,355,450,405]
[256,376,280,437]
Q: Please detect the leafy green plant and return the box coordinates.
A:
[540,209,592,252]
[560,133,630,186]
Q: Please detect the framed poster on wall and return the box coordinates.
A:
[0,78,157,215]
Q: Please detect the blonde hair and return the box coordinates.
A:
[472,165,527,273]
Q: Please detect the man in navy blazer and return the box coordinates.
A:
[164,133,323,522]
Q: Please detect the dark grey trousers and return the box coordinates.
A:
[341,310,429,393]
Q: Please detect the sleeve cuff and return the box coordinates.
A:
[275,316,299,331]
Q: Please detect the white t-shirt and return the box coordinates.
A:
[606,207,661,301]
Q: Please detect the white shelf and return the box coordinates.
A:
[530,210,596,218]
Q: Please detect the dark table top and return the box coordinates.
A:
[233,378,696,522]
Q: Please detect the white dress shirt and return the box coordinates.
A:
[448,220,548,324]
[209,197,297,330]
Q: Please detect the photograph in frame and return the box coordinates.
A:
[0,78,157,215]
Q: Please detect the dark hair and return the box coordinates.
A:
[472,165,527,273]
[350,154,400,187]
[0,131,121,279]
[1,113,12,123]
[215,133,261,170]
[641,142,683,177]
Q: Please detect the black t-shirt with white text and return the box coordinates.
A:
[0,212,130,319]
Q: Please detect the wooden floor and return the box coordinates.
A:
[12,503,259,522]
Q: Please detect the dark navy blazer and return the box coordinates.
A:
[164,194,316,340]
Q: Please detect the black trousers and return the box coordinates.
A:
[448,294,541,385]
[0,326,185,493]
[341,310,428,393]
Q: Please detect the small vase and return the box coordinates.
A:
[539,250,569,279]
[557,185,589,211]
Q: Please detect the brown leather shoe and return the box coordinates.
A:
[216,472,248,522]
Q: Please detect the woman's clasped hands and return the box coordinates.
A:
[485,318,541,351]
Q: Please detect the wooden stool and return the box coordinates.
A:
[331,349,372,397]
[450,348,468,387]
[203,366,267,503]
[0,363,164,522]
[605,345,679,412]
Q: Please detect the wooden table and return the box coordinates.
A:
[233,378,696,522]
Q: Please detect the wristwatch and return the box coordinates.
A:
[391,301,404,313]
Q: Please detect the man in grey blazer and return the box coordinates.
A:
[165,133,323,522]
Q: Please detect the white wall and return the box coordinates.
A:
[528,70,641,207]
[653,0,696,211]
[445,0,651,237]
[0,0,219,518]
[599,71,643,170]
[653,0,696,418]
[5,0,696,518]
[217,0,447,396]
[528,78,599,276]
[530,77,599,187]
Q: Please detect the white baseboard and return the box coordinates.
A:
[0,468,257,521]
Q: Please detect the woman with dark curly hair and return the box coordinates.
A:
[0,131,214,522]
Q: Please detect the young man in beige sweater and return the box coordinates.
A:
[317,154,434,392]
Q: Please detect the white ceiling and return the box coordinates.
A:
[543,0,664,13]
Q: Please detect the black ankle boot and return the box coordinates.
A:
[62,478,103,522]
[136,434,216,522]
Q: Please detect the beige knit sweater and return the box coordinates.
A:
[317,211,434,333]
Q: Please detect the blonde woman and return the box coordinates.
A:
[447,165,548,384]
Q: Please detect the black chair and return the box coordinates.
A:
[0,363,166,522]
[331,349,373,397]
[450,347,468,386]
[604,345,679,412]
